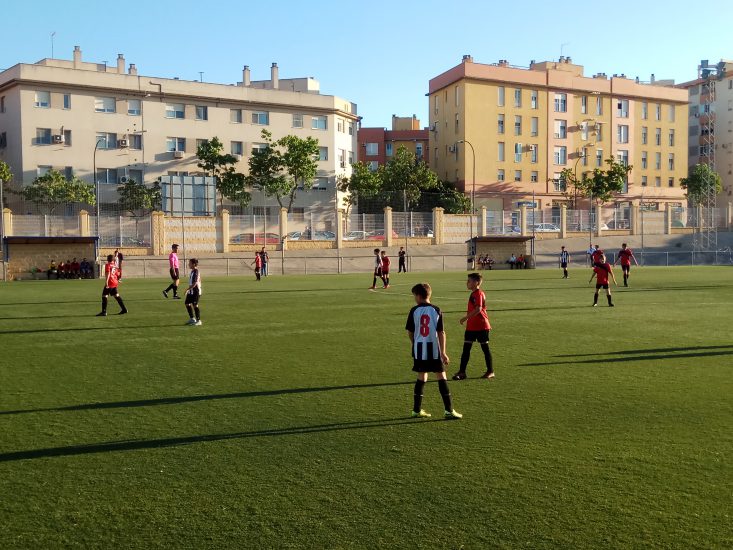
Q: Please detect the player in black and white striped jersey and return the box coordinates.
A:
[369,248,383,290]
[405,283,462,420]
[559,246,570,279]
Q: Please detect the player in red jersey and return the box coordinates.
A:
[251,251,262,281]
[380,250,391,288]
[452,272,494,380]
[96,254,127,316]
[588,253,617,307]
[613,243,638,287]
[590,244,604,267]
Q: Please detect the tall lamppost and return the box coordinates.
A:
[93,136,106,276]
[457,139,476,256]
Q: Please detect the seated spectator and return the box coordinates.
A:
[63,260,72,279]
[47,260,58,280]
[70,258,81,279]
[485,255,494,270]
[80,258,92,279]
[508,254,517,269]
[57,261,66,279]
[517,254,525,269]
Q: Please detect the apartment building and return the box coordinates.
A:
[357,115,429,169]
[428,55,688,213]
[679,60,733,209]
[0,47,358,214]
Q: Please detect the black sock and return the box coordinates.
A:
[172,284,178,297]
[194,305,200,321]
[413,380,426,413]
[101,296,108,313]
[563,269,568,277]
[386,276,390,286]
[593,293,598,305]
[164,283,173,292]
[607,294,613,306]
[372,275,377,287]
[115,296,126,312]
[459,342,472,372]
[186,304,194,318]
[438,379,453,411]
[480,343,493,374]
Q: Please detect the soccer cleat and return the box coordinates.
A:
[119,309,128,315]
[411,410,431,418]
[186,318,197,325]
[195,320,203,326]
[480,371,495,379]
[609,303,615,307]
[444,409,463,420]
[451,372,467,381]
[162,290,168,298]
[172,295,181,300]
[592,304,598,307]
[96,312,107,317]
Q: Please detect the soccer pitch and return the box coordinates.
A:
[1,267,731,549]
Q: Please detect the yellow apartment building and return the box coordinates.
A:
[428,56,689,215]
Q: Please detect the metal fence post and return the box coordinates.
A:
[304,256,307,275]
[666,252,669,267]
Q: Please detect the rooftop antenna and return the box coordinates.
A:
[51,31,56,58]
[198,72,204,82]
[560,42,570,58]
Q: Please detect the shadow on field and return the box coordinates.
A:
[0,324,180,335]
[554,345,733,358]
[519,347,733,366]
[0,381,414,416]
[0,417,440,462]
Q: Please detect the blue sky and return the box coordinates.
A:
[2,0,732,127]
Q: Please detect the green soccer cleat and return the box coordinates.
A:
[411,410,431,418]
[444,409,463,420]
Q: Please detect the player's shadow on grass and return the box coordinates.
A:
[0,381,415,416]
[519,347,733,366]
[0,324,182,335]
[0,417,441,463]
[554,345,733,358]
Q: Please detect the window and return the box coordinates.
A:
[455,86,460,106]
[641,175,647,186]
[617,99,629,118]
[641,151,648,169]
[230,109,243,123]
[554,119,567,139]
[348,121,355,135]
[165,103,184,119]
[196,139,208,150]
[318,146,328,161]
[514,115,522,136]
[348,150,354,165]
[94,96,116,113]
[292,113,303,128]
[668,105,675,122]
[554,93,567,112]
[251,143,268,154]
[385,143,393,156]
[0,132,7,148]
[514,170,522,181]
[455,113,459,132]
[531,90,538,109]
[617,150,629,166]
[497,169,505,181]
[37,165,52,176]
[96,168,118,184]
[338,149,346,168]
[195,105,208,121]
[128,169,143,184]
[0,96,5,113]
[514,88,522,107]
[596,122,603,142]
[669,129,675,146]
[63,94,71,110]
[433,96,439,114]
[668,153,675,170]
[64,166,74,180]
[312,115,327,130]
[337,118,344,133]
[530,171,538,182]
[35,128,52,145]
[514,143,522,163]
[641,102,648,120]
[596,149,603,167]
[641,127,648,145]
[530,145,538,163]
[129,134,142,150]
[312,177,329,190]
[617,124,629,143]
[668,177,675,187]
[554,146,567,165]
[96,132,117,149]
[34,91,50,108]
[415,143,423,160]
[580,122,588,141]
[122,99,140,117]
[655,103,661,121]
[596,96,603,115]
[498,142,505,162]
[231,141,243,156]
[365,143,378,156]
[251,111,269,125]
[166,137,186,152]
[59,129,71,146]
[497,114,505,134]
[655,152,661,170]
[531,117,538,136]
[367,161,379,172]
[553,172,566,192]
[655,128,661,146]
[498,86,505,107]
[580,95,588,114]
[655,176,661,187]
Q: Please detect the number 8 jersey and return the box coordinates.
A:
[405,303,444,361]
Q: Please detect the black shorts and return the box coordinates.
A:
[595,283,609,290]
[561,262,568,268]
[170,268,179,281]
[412,358,445,373]
[621,264,631,272]
[185,289,200,305]
[102,286,119,297]
[464,330,490,343]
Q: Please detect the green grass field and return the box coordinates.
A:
[1,267,731,549]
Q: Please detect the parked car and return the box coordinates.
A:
[344,231,368,241]
[313,231,336,241]
[286,231,302,240]
[231,232,281,244]
[605,219,630,229]
[366,229,400,241]
[532,223,561,232]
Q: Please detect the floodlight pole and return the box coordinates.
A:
[457,139,476,259]
[93,137,105,277]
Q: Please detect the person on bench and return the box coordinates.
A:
[47,260,58,280]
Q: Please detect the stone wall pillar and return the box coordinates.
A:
[479,206,487,237]
[560,204,567,238]
[432,207,444,245]
[595,203,603,237]
[279,207,288,251]
[697,205,703,229]
[727,202,732,230]
[665,203,673,234]
[383,206,393,247]
[630,203,639,235]
[151,211,166,255]
[79,210,90,237]
[220,209,230,253]
[336,209,344,249]
[520,205,528,236]
[3,208,13,237]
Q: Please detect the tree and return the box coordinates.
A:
[196,137,250,209]
[576,157,632,204]
[381,146,439,208]
[416,180,471,214]
[336,162,382,220]
[0,161,11,188]
[16,170,95,213]
[680,164,722,206]
[117,178,162,217]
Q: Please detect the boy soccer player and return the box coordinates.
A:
[398,247,407,273]
[97,254,127,316]
[406,283,462,419]
[591,245,604,267]
[589,253,617,307]
[251,252,262,281]
[380,250,391,288]
[162,244,180,299]
[613,243,638,287]
[184,258,202,326]
[559,246,570,279]
[452,273,494,380]
[369,248,382,290]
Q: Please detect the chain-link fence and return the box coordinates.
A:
[229,214,280,245]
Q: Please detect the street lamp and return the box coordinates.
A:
[93,137,106,276]
[571,144,594,248]
[457,139,476,256]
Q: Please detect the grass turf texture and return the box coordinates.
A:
[0,267,731,549]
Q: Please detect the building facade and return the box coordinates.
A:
[358,115,429,170]
[428,56,689,213]
[0,47,358,215]
[679,61,733,209]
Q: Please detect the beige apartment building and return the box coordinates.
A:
[428,56,689,215]
[0,47,358,215]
